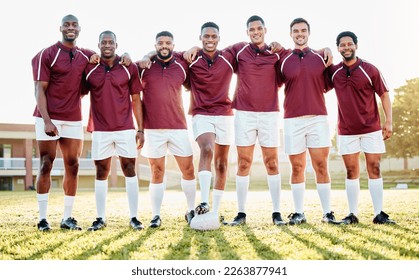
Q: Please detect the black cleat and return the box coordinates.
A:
[37,219,52,231]
[185,210,195,225]
[373,211,396,224]
[322,211,337,223]
[288,212,306,225]
[223,212,246,226]
[87,217,106,231]
[130,217,144,230]
[60,217,82,230]
[195,202,210,215]
[149,215,161,228]
[333,213,359,225]
[272,212,287,225]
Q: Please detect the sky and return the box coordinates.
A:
[1,0,418,131]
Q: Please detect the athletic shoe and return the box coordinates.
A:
[373,211,396,224]
[60,217,82,230]
[272,212,287,226]
[185,210,195,225]
[322,211,337,223]
[149,215,161,228]
[87,217,106,231]
[223,212,246,226]
[130,217,144,230]
[195,202,210,215]
[288,213,306,225]
[333,213,359,225]
[37,219,51,231]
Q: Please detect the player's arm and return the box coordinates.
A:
[317,47,333,67]
[136,50,156,69]
[132,93,144,149]
[119,52,132,66]
[34,81,58,136]
[183,46,201,64]
[380,91,393,140]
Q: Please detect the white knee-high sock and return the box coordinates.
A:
[181,178,196,211]
[125,176,139,219]
[236,175,249,213]
[95,179,108,220]
[212,189,224,214]
[37,193,49,221]
[291,182,305,213]
[198,170,212,204]
[317,183,331,214]
[149,183,165,217]
[369,178,383,216]
[63,195,75,220]
[268,174,281,213]
[345,178,360,215]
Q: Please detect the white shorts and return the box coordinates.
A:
[192,115,233,145]
[91,130,138,160]
[35,117,83,140]
[338,130,385,155]
[234,110,279,147]
[141,129,193,158]
[284,115,331,155]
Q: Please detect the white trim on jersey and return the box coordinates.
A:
[280,52,293,73]
[219,55,234,73]
[140,68,146,83]
[359,66,373,87]
[36,48,47,80]
[50,48,60,68]
[236,44,249,61]
[76,49,90,61]
[310,49,326,67]
[331,66,344,82]
[174,60,187,82]
[121,65,131,80]
[189,56,201,68]
[85,64,101,81]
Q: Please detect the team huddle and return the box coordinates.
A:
[31,14,395,232]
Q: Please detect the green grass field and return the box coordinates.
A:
[0,177,418,261]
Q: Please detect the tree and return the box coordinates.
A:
[385,78,419,169]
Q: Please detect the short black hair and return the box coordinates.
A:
[201,22,219,32]
[61,14,78,24]
[290,17,310,32]
[246,15,264,27]
[99,30,116,41]
[336,31,358,46]
[155,31,174,40]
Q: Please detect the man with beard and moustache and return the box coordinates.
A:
[277,17,336,225]
[138,31,197,228]
[32,15,131,232]
[327,31,395,225]
[83,31,145,231]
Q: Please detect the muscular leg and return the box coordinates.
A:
[93,157,112,220]
[120,157,139,219]
[261,147,281,213]
[175,155,196,211]
[148,157,166,217]
[212,144,230,214]
[342,153,361,215]
[196,133,215,204]
[289,151,306,213]
[36,140,58,221]
[365,153,384,215]
[309,147,331,214]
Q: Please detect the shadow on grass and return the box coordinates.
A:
[163,224,241,260]
[242,226,284,260]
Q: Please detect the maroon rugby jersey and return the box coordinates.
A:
[225,42,284,112]
[139,57,189,129]
[188,50,234,116]
[84,55,143,132]
[328,58,389,135]
[32,41,94,121]
[278,47,328,118]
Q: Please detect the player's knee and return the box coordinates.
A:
[39,156,54,174]
[264,158,278,173]
[200,143,214,158]
[215,159,228,174]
